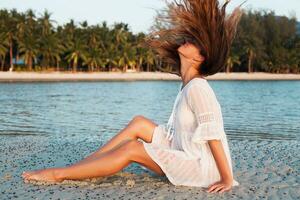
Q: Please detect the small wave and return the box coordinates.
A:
[227,131,298,141]
[0,130,47,137]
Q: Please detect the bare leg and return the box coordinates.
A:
[70,115,158,166]
[22,140,165,182]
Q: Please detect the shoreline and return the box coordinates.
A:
[0,71,300,82]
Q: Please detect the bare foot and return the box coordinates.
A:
[22,168,64,183]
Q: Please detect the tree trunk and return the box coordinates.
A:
[28,57,32,71]
[73,60,77,72]
[123,64,127,72]
[9,41,14,72]
[16,52,19,66]
[0,55,5,71]
[248,49,253,73]
[226,63,230,73]
[56,60,59,71]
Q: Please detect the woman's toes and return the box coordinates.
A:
[22,171,36,180]
[23,171,30,176]
[21,169,62,183]
[23,171,29,175]
[22,172,28,178]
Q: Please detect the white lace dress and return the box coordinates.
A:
[142,77,239,187]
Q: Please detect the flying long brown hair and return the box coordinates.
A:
[143,0,246,77]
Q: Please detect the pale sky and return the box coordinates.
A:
[0,0,299,34]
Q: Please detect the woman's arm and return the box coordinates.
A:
[186,84,234,193]
[206,139,233,193]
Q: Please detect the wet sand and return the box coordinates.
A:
[0,71,300,82]
[0,135,299,199]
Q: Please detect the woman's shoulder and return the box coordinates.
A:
[184,78,219,104]
[185,78,211,95]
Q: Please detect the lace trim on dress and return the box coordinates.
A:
[197,112,215,123]
[191,112,224,144]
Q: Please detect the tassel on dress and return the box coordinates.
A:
[165,83,183,141]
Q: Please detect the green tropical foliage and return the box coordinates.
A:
[231,10,300,73]
[0,8,299,73]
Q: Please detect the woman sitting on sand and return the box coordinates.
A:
[22,0,245,194]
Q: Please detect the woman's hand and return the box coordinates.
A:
[206,139,234,193]
[206,179,233,193]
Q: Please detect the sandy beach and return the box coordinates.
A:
[0,71,300,82]
[1,136,299,199]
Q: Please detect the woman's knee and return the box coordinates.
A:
[131,115,146,124]
[132,115,157,130]
[117,140,143,159]
[130,115,150,131]
[128,115,157,142]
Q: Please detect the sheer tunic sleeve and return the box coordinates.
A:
[186,84,224,144]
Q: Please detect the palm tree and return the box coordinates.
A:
[134,33,147,72]
[84,48,103,72]
[1,9,18,72]
[17,9,38,71]
[145,49,155,72]
[103,43,118,71]
[19,35,39,71]
[7,28,15,71]
[38,10,55,36]
[83,29,103,71]
[39,33,65,70]
[65,37,87,72]
[120,42,137,72]
[247,48,255,73]
[0,33,9,71]
[97,22,114,71]
[111,23,133,71]
[135,47,146,72]
[15,13,27,68]
[226,55,241,73]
